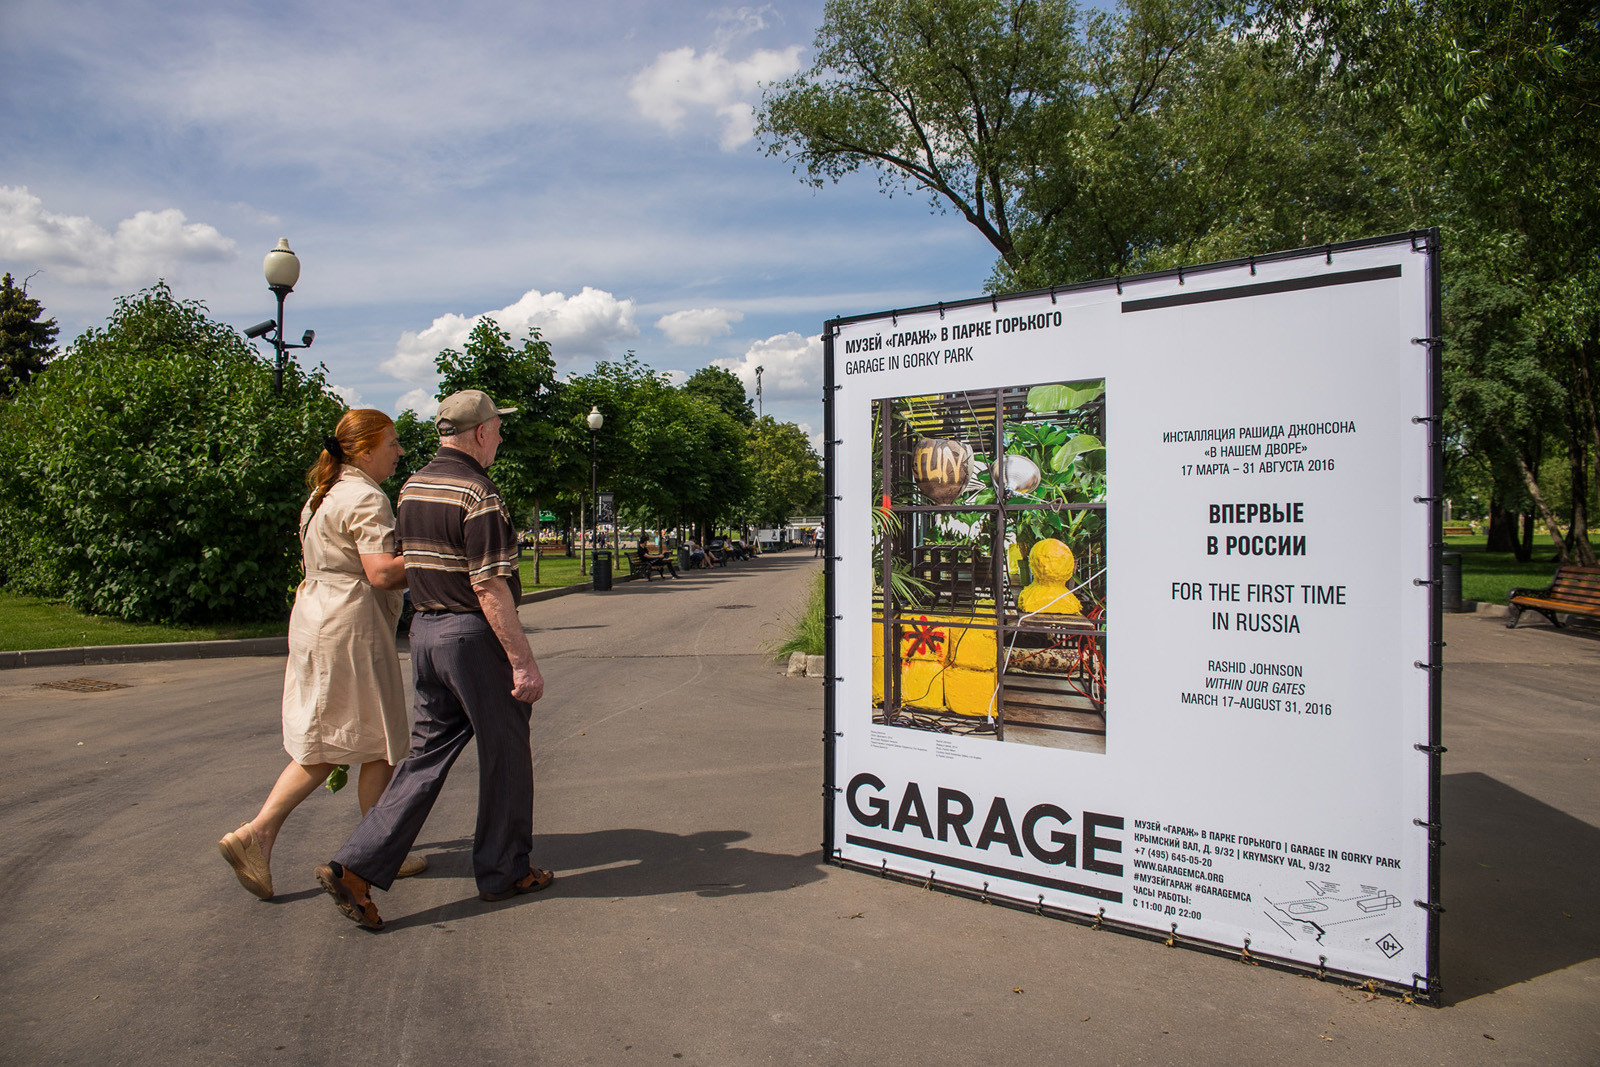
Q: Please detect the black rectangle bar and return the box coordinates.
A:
[1121,263,1403,314]
[845,833,1123,903]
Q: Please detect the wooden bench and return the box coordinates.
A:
[618,552,672,581]
[1506,565,1600,628]
[1443,524,1475,538]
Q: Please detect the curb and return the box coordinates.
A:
[0,583,595,671]
[0,636,290,671]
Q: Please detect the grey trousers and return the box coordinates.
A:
[333,611,534,895]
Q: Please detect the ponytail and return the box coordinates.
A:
[305,409,397,518]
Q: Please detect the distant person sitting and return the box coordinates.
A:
[637,534,679,578]
[686,540,708,569]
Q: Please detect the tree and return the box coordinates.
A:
[757,0,1254,286]
[386,409,439,510]
[0,282,344,622]
[1269,0,1600,562]
[566,355,753,540]
[0,272,59,397]
[684,365,755,426]
[435,318,574,582]
[746,416,824,527]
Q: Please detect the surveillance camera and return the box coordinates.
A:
[301,329,315,346]
[244,320,276,339]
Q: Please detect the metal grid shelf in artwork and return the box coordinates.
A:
[873,380,1108,743]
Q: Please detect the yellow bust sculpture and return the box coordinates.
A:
[1018,538,1083,616]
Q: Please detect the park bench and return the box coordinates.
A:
[1506,565,1600,629]
[1443,524,1475,538]
[619,551,672,581]
[691,544,726,568]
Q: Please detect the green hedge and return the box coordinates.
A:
[0,283,343,623]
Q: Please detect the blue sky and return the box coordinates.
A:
[0,1,1004,441]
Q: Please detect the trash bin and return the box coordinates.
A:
[1440,551,1462,612]
[592,549,613,592]
[677,547,691,571]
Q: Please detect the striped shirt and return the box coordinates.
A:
[396,447,521,613]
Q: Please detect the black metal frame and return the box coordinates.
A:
[822,230,1444,1005]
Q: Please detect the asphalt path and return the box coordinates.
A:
[1,555,1596,1065]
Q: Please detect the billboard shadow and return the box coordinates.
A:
[1442,771,1600,1003]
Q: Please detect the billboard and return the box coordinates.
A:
[822,233,1442,997]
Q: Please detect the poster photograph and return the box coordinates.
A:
[824,233,1442,995]
[869,379,1108,753]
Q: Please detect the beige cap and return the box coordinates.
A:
[436,389,517,435]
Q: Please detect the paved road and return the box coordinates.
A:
[1,556,1596,1065]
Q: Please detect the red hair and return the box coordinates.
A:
[305,409,396,517]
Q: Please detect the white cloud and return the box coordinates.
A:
[396,388,440,419]
[655,306,744,345]
[714,330,822,406]
[328,383,364,408]
[0,186,235,287]
[630,44,802,150]
[381,286,640,383]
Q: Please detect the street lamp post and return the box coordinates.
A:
[246,238,315,395]
[587,406,603,584]
[755,365,764,419]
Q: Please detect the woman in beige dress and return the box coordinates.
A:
[219,409,423,899]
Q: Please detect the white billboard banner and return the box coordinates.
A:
[823,235,1441,994]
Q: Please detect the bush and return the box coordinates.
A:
[0,283,344,622]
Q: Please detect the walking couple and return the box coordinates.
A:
[219,390,553,929]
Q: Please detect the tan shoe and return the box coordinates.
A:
[218,822,272,899]
[396,853,428,878]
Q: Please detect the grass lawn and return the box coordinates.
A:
[0,551,590,653]
[519,551,589,590]
[0,592,287,652]
[1446,535,1600,604]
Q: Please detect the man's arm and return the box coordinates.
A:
[474,576,544,704]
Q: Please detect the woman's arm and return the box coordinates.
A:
[360,552,408,590]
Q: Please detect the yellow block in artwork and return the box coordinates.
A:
[944,623,997,671]
[944,666,998,718]
[872,655,884,704]
[899,658,946,710]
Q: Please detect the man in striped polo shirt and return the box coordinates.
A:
[317,389,552,930]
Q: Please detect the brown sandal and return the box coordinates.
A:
[479,867,555,902]
[316,862,384,930]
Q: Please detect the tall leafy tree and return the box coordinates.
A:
[757,0,1252,286]
[684,365,755,426]
[434,318,573,580]
[385,409,439,510]
[746,416,824,527]
[0,272,59,397]
[566,355,752,539]
[1270,0,1600,561]
[0,282,342,621]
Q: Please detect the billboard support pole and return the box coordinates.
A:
[1415,226,1445,1004]
[822,323,840,861]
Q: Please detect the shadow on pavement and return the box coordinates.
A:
[381,828,827,931]
[1442,771,1600,1003]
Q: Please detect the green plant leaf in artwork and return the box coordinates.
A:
[1026,382,1104,414]
[1050,433,1105,472]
